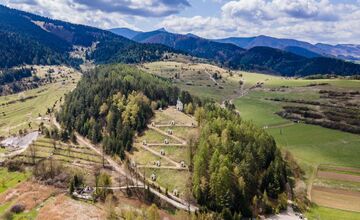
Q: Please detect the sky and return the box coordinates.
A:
[2,0,360,44]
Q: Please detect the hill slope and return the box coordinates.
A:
[0,5,175,68]
[119,28,360,76]
[216,35,360,61]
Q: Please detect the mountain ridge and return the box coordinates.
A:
[111,27,360,76]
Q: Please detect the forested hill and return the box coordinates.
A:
[58,64,290,217]
[57,64,195,158]
[118,28,360,76]
[0,5,176,68]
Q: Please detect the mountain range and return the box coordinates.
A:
[0,5,174,68]
[111,28,360,61]
[110,28,360,76]
[0,4,360,77]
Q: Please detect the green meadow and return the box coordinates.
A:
[306,206,360,220]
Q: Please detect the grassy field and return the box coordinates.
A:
[151,145,190,164]
[142,60,360,217]
[0,65,81,137]
[14,137,106,166]
[233,75,360,218]
[130,145,172,166]
[130,107,197,199]
[0,168,30,194]
[267,124,360,169]
[141,167,191,197]
[158,127,198,141]
[306,206,360,220]
[142,61,243,102]
[137,129,180,144]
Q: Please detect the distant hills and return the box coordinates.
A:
[111,27,360,76]
[216,35,360,61]
[0,5,175,68]
[0,4,360,77]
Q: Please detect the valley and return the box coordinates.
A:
[141,59,360,219]
[0,2,359,220]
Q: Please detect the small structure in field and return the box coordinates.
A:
[160,149,165,155]
[176,99,183,112]
[131,160,137,168]
[180,161,186,168]
[151,173,157,181]
[170,120,175,126]
[173,189,179,197]
[151,122,155,127]
[72,186,94,201]
[142,140,147,145]
[156,160,161,167]
[167,129,173,135]
[164,139,169,144]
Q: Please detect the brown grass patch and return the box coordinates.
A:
[312,186,360,212]
[317,171,360,183]
[154,107,196,126]
[37,194,106,220]
[320,165,360,174]
[0,181,58,211]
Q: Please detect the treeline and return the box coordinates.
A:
[0,31,68,68]
[57,64,195,158]
[193,104,289,217]
[0,67,32,85]
[91,38,176,64]
[278,105,360,134]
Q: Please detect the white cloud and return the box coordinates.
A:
[160,0,360,44]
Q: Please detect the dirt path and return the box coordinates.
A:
[137,165,187,170]
[137,143,182,168]
[307,165,318,201]
[149,125,187,144]
[52,118,199,212]
[147,143,186,147]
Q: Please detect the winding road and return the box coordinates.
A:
[52,118,198,212]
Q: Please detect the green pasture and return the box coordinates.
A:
[306,206,360,220]
[151,145,190,164]
[141,167,190,198]
[0,168,30,194]
[0,70,80,137]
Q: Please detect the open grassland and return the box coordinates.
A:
[140,167,191,198]
[13,137,107,167]
[267,124,360,169]
[311,186,360,212]
[0,181,59,220]
[0,168,30,194]
[233,76,360,218]
[142,61,243,101]
[0,65,81,137]
[136,129,180,144]
[130,145,172,166]
[130,107,197,199]
[241,71,360,90]
[306,206,360,220]
[152,107,197,126]
[151,145,190,164]
[158,126,199,141]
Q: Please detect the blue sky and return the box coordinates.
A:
[3,0,360,44]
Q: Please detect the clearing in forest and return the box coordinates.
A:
[129,106,198,199]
